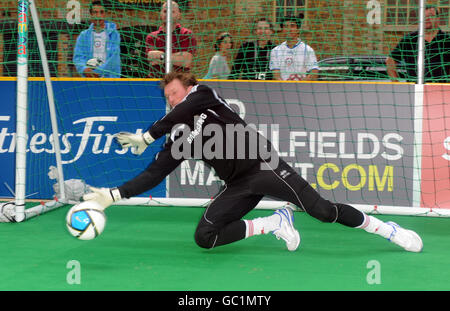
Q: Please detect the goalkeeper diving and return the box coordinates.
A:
[84,71,423,252]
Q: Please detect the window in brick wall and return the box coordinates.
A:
[385,0,419,26]
[385,0,449,30]
[274,0,307,27]
[438,0,450,29]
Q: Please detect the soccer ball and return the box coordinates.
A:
[66,201,106,240]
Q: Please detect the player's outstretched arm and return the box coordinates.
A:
[84,140,182,209]
[115,131,155,155]
[83,187,122,210]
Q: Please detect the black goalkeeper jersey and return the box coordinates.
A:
[118,84,273,198]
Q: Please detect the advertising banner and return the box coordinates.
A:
[169,81,416,208]
[421,85,450,209]
[0,79,167,199]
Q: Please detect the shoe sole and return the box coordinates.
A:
[405,229,423,253]
[387,221,423,253]
[275,207,301,251]
[288,228,300,251]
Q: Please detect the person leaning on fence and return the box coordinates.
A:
[146,1,197,78]
[203,32,233,80]
[230,18,276,80]
[73,0,121,78]
[386,5,450,83]
[269,14,319,81]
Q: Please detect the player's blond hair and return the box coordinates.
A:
[160,72,198,89]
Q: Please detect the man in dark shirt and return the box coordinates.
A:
[146,1,197,78]
[230,18,276,80]
[386,5,450,82]
[83,72,423,253]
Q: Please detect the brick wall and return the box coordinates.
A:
[0,0,415,77]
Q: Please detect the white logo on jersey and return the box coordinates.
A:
[187,113,207,144]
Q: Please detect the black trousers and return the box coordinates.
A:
[194,159,365,249]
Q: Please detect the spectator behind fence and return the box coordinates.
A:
[203,32,233,80]
[270,14,318,81]
[230,18,276,80]
[146,1,197,78]
[386,5,450,82]
[73,0,121,78]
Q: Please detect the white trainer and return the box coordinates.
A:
[272,206,300,251]
[386,221,423,253]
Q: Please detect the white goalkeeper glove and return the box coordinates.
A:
[86,58,103,68]
[115,131,155,155]
[82,187,121,210]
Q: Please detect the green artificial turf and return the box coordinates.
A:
[0,203,449,291]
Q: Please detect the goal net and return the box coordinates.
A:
[1,0,450,221]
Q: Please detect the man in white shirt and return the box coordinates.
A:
[92,30,108,64]
[270,15,319,81]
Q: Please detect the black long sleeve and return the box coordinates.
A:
[118,84,269,198]
[118,142,182,198]
[149,85,223,139]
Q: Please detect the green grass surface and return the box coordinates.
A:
[1,204,449,291]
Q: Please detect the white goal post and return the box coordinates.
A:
[11,0,66,222]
